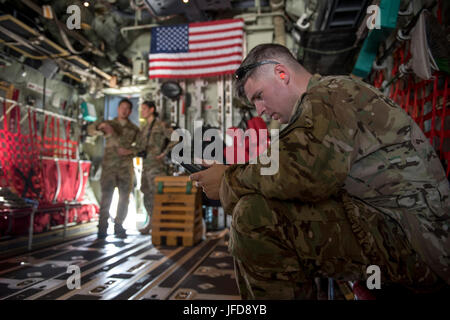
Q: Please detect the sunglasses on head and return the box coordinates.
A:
[234,60,280,80]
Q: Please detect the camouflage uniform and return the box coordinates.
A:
[220,74,450,299]
[90,118,139,232]
[135,119,176,223]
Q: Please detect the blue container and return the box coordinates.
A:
[81,101,97,122]
[352,0,401,78]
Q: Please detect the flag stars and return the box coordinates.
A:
[155,25,189,53]
[149,19,243,78]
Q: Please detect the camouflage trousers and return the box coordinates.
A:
[140,165,166,225]
[229,193,443,299]
[98,166,134,231]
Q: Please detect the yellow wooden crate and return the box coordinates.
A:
[151,217,204,246]
[154,176,199,194]
[152,176,203,246]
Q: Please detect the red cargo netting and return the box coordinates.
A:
[0,98,96,238]
[37,112,90,204]
[38,115,78,159]
[0,101,42,199]
[371,47,450,177]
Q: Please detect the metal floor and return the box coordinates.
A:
[0,229,240,300]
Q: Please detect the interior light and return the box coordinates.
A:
[182,0,189,3]
[83,1,90,7]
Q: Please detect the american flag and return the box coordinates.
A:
[149,19,244,79]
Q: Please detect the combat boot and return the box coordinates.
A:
[97,224,108,239]
[97,231,108,239]
[114,224,127,239]
[139,223,152,235]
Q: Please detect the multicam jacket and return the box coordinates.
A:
[220,74,450,284]
[134,118,177,169]
[88,118,139,172]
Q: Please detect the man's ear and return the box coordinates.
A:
[274,64,289,83]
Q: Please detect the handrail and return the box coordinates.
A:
[0,96,78,123]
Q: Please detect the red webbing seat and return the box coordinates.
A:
[56,159,79,202]
[77,204,98,223]
[41,157,59,203]
[75,161,91,202]
[50,208,76,227]
[0,101,42,199]
[0,101,95,237]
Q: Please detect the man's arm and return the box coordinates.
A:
[87,119,122,137]
[86,119,105,136]
[158,123,178,159]
[219,98,355,214]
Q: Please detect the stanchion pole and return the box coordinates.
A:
[63,201,69,240]
[27,200,38,251]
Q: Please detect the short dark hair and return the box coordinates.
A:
[142,100,159,117]
[142,100,156,109]
[119,98,133,111]
[234,44,298,103]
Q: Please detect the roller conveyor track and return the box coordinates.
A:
[0,229,239,300]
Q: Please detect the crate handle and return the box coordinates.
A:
[186,181,192,194]
[157,181,164,194]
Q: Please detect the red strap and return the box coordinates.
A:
[56,118,61,156]
[43,115,48,139]
[65,121,71,158]
[439,76,448,158]
[66,121,71,139]
[437,0,442,24]
[406,78,413,115]
[352,281,376,300]
[27,109,34,147]
[419,85,426,131]
[393,80,400,102]
[389,52,399,100]
[15,105,21,135]
[43,115,51,156]
[2,100,6,129]
[33,111,38,143]
[50,116,55,149]
[413,81,419,120]
[399,45,405,65]
[430,75,438,145]
[374,70,383,89]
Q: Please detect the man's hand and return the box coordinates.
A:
[117,147,132,156]
[97,122,113,135]
[189,164,228,200]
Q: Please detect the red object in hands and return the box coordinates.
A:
[224,116,270,164]
[352,281,376,300]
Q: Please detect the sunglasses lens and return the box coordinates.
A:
[235,66,247,80]
[234,60,279,80]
